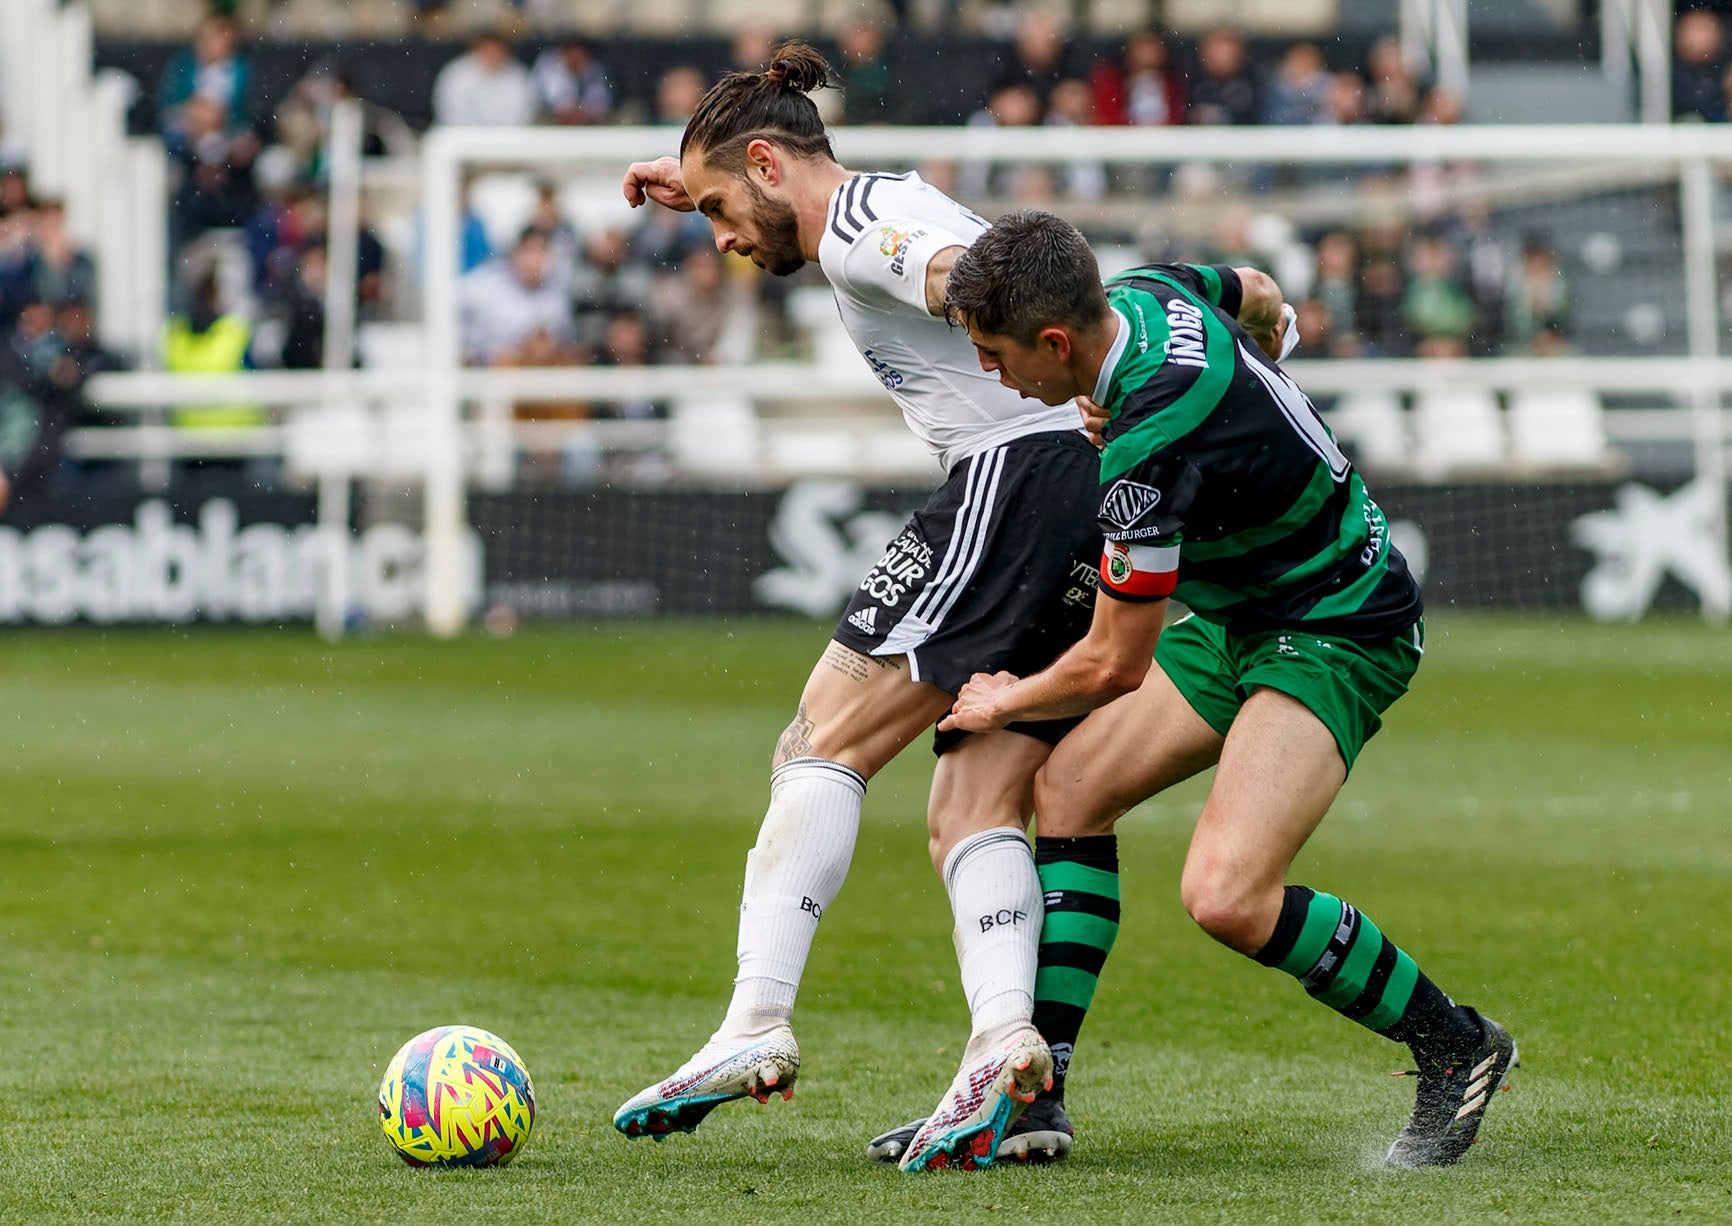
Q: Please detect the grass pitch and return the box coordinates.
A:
[0,616,1727,1224]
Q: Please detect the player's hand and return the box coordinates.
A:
[1250,303,1300,364]
[938,671,1019,733]
[622,157,695,212]
[1077,396,1110,448]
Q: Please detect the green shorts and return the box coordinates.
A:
[1154,614,1425,773]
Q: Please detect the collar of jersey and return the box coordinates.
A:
[1093,307,1131,404]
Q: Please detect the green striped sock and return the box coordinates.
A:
[1253,886,1472,1047]
[1032,836,1120,1101]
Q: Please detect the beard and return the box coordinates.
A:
[741,180,805,276]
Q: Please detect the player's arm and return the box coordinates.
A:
[923,244,966,317]
[1232,266,1297,362]
[839,217,969,318]
[940,588,1168,730]
[1135,262,1296,362]
[622,156,694,211]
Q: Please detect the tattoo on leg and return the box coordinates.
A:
[819,641,900,685]
[774,701,814,767]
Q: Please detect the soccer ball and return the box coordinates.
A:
[378,1025,536,1167]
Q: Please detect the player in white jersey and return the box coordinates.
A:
[607,43,1093,1172]
[608,43,1285,1171]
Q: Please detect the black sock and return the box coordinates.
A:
[1254,885,1481,1066]
[1032,835,1120,1103]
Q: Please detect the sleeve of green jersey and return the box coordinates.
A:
[1163,263,1243,318]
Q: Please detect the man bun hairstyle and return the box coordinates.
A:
[680,40,838,170]
[945,210,1111,346]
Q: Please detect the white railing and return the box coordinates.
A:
[36,121,1731,635]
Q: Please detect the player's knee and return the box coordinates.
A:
[1180,866,1267,954]
[1031,764,1117,838]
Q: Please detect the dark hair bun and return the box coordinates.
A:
[764,41,833,93]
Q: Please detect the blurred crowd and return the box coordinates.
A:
[7,0,1640,471]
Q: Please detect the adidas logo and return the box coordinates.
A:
[847,606,879,635]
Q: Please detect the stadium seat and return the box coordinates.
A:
[1324,391,1410,472]
[357,322,426,371]
[671,395,761,477]
[765,426,858,477]
[466,174,540,254]
[707,0,808,31]
[1411,388,1507,478]
[1507,387,1614,470]
[859,427,938,479]
[788,286,861,372]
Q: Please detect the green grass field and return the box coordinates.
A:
[0,616,1727,1224]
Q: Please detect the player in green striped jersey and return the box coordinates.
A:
[938,210,1517,1169]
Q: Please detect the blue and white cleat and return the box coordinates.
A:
[898,1025,1053,1173]
[613,1026,801,1141]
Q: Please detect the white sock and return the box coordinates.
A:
[943,827,1042,1057]
[717,757,865,1040]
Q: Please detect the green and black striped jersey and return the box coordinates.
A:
[1092,263,1422,641]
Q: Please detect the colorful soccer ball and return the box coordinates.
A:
[378,1025,536,1167]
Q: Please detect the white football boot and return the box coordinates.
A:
[898,1025,1053,1172]
[613,1026,800,1141]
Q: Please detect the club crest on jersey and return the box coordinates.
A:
[1107,543,1134,585]
[1101,478,1162,531]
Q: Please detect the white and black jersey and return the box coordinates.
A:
[816,171,1101,752]
[817,172,1081,473]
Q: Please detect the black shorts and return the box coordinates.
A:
[832,429,1103,755]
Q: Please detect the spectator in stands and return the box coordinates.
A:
[1293,296,1335,355]
[526,182,579,293]
[1189,28,1257,126]
[1046,80,1107,200]
[1091,30,1186,127]
[838,17,903,125]
[961,83,1043,199]
[1323,71,1369,126]
[0,167,31,218]
[164,269,260,429]
[273,64,415,183]
[433,34,535,129]
[1313,230,1359,338]
[1403,233,1476,357]
[1366,37,1423,125]
[28,200,96,308]
[52,300,126,389]
[279,243,329,370]
[458,177,492,274]
[732,24,779,74]
[1355,221,1409,355]
[159,13,252,142]
[652,245,759,365]
[1451,203,1509,355]
[459,226,576,367]
[1262,43,1330,126]
[532,38,612,126]
[167,95,261,252]
[631,202,708,276]
[0,203,36,330]
[654,66,708,127]
[570,226,654,349]
[9,299,61,381]
[1675,10,1728,122]
[1505,237,1572,354]
[989,10,1071,114]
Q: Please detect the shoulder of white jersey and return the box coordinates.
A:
[822,174,988,310]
